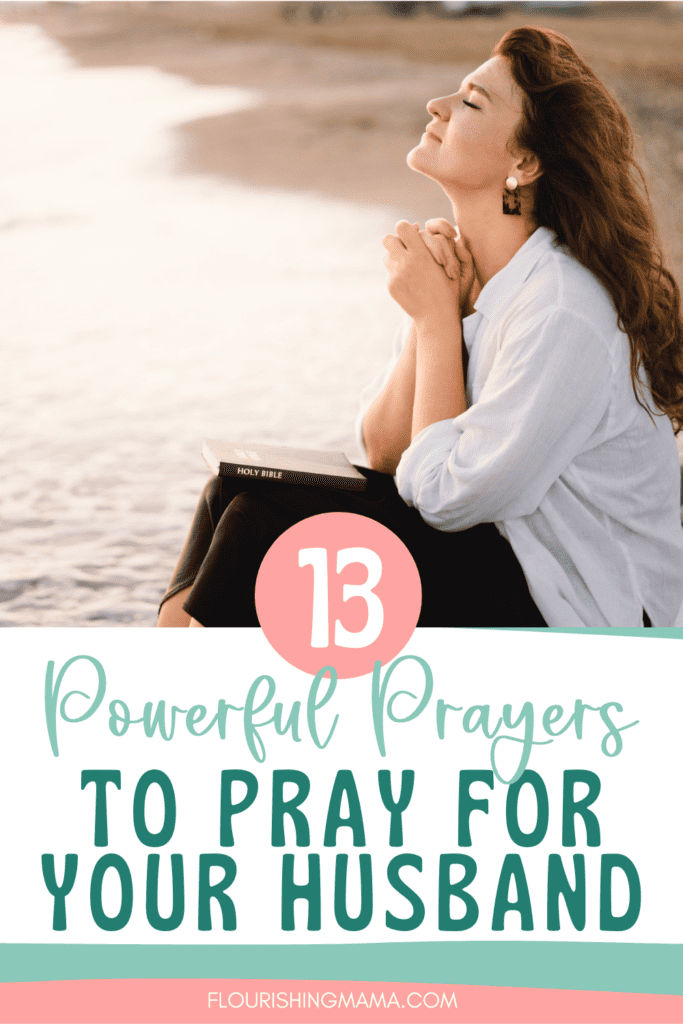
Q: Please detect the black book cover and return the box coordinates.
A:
[202,439,368,491]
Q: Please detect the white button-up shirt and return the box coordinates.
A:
[357,226,683,626]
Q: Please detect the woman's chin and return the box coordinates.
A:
[407,144,441,183]
[407,143,433,174]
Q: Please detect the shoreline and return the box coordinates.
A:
[1,3,682,256]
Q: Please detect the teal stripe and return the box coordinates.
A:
[1,943,681,995]
[489,627,683,637]
[492,627,683,637]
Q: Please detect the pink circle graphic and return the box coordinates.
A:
[255,512,422,679]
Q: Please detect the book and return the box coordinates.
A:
[202,439,368,492]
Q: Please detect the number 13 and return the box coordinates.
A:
[298,547,384,649]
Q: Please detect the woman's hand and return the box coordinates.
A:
[422,219,476,316]
[382,220,460,325]
[420,219,460,280]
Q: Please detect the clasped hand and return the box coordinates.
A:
[382,219,474,323]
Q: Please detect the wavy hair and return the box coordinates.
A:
[494,26,683,431]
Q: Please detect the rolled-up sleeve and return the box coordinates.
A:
[355,313,412,461]
[395,306,613,530]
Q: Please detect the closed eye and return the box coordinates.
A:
[463,99,480,110]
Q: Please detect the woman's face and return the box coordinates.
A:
[408,55,526,194]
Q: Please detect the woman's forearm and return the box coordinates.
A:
[362,321,418,475]
[411,313,467,440]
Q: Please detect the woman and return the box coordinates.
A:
[158,26,683,629]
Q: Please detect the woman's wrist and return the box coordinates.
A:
[413,309,463,347]
[411,314,467,439]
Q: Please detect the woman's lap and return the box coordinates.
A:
[161,470,546,627]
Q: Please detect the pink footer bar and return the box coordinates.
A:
[1,978,681,1024]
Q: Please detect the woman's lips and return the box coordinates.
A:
[424,127,441,142]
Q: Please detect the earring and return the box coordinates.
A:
[503,175,521,216]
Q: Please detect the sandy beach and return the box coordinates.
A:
[2,2,683,627]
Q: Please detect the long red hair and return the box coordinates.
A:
[494,27,683,431]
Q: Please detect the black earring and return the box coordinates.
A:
[503,175,521,216]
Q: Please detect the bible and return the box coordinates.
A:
[202,439,368,492]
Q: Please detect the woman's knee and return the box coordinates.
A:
[221,490,281,537]
[226,491,259,516]
[217,490,296,552]
[200,474,222,504]
[226,489,292,522]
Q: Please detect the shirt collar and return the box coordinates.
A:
[473,225,557,321]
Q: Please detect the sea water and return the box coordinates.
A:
[0,23,397,626]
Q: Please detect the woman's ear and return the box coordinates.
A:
[513,151,543,188]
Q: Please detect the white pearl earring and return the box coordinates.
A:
[505,176,518,190]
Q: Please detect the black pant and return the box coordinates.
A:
[160,469,547,627]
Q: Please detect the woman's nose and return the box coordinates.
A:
[426,95,451,121]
